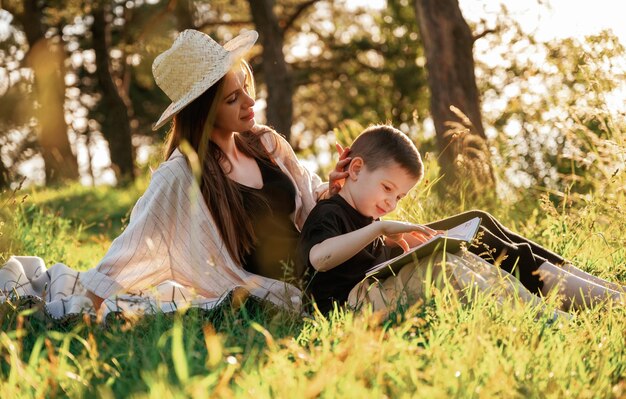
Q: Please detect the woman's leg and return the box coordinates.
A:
[547,262,626,293]
[538,262,624,310]
[428,210,565,264]
[427,210,626,298]
[466,211,626,292]
[427,211,545,293]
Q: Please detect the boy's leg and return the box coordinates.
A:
[347,278,391,313]
[347,260,444,313]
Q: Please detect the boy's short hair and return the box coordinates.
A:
[350,124,424,180]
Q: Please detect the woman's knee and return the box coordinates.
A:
[463,209,495,221]
[463,209,504,232]
[427,209,492,229]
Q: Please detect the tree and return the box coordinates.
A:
[289,0,430,151]
[471,7,626,196]
[91,1,136,184]
[248,0,294,140]
[0,156,8,189]
[0,9,37,188]
[414,0,494,192]
[4,0,79,185]
[186,0,320,142]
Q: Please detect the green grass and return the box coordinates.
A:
[0,179,146,270]
[1,152,625,397]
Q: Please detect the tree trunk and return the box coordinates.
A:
[248,0,294,141]
[92,2,136,184]
[20,0,79,185]
[174,0,195,31]
[0,149,9,189]
[414,0,494,192]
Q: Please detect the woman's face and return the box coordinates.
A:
[213,65,256,136]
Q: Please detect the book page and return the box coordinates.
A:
[364,216,481,277]
[445,217,481,241]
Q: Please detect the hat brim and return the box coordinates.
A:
[152,30,258,131]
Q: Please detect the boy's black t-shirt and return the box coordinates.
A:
[297,194,402,313]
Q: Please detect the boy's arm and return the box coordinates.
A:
[309,223,383,272]
[309,220,435,272]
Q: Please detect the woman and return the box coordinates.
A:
[1,29,351,321]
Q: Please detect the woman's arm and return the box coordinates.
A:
[260,127,349,201]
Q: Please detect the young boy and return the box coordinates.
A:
[298,125,441,313]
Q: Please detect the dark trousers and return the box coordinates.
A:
[425,210,565,294]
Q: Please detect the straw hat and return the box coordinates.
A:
[152,29,258,130]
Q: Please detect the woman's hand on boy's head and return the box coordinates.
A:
[328,143,351,196]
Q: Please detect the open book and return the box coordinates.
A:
[365,216,481,278]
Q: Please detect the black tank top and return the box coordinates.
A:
[237,158,301,281]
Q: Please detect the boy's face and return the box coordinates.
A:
[346,159,419,219]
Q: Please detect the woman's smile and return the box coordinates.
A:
[242,110,255,121]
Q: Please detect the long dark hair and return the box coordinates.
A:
[163,61,276,264]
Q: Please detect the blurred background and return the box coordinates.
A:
[0,0,624,201]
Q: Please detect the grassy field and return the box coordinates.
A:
[1,152,625,397]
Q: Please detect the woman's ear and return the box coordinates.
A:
[348,157,364,180]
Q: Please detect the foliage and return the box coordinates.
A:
[2,0,626,202]
[472,7,626,196]
[291,0,429,149]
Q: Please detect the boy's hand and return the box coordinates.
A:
[377,220,439,252]
[409,227,444,243]
[328,143,351,196]
[409,231,431,245]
